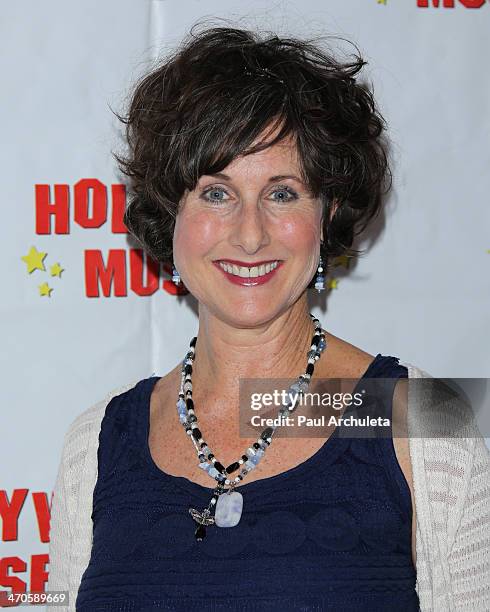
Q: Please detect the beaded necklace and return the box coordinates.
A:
[176,312,327,541]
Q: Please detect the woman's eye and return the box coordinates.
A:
[270,186,298,202]
[200,187,229,203]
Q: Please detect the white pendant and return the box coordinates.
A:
[214,490,243,527]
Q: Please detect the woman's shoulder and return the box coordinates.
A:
[318,332,376,378]
[320,331,414,379]
[62,378,144,454]
[393,359,489,488]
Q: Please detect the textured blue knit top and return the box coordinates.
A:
[76,354,419,611]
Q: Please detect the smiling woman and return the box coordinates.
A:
[171,131,328,321]
[114,25,391,291]
[47,20,490,612]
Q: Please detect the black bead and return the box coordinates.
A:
[261,427,273,440]
[214,461,225,473]
[241,455,248,462]
[306,363,314,375]
[253,442,261,449]
[200,442,207,449]
[184,364,192,375]
[195,524,206,541]
[190,337,197,347]
[186,398,194,411]
[226,462,240,474]
[311,336,320,346]
[191,428,202,440]
[208,453,214,460]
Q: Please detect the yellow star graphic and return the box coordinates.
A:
[39,282,53,297]
[50,262,64,277]
[327,278,339,290]
[377,0,387,4]
[21,246,47,274]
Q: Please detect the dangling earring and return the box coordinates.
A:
[314,249,325,293]
[172,264,181,285]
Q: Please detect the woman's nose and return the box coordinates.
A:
[228,199,270,254]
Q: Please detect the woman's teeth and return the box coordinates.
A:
[218,261,279,278]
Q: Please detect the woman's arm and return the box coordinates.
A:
[47,431,73,606]
[401,362,490,610]
[448,426,490,610]
[46,379,142,609]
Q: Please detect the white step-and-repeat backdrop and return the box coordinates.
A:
[1,0,489,605]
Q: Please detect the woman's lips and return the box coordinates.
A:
[212,261,283,286]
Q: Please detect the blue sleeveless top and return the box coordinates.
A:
[76,354,420,611]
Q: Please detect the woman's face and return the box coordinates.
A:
[173,132,324,326]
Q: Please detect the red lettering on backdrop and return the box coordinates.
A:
[459,0,485,5]
[417,0,485,6]
[0,489,28,541]
[74,178,107,228]
[0,556,49,601]
[85,249,127,297]
[130,250,159,295]
[84,249,170,297]
[31,493,51,544]
[33,181,190,297]
[0,557,27,593]
[35,181,128,234]
[35,185,70,234]
[111,184,128,233]
[30,554,49,593]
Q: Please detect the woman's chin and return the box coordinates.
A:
[211,301,289,327]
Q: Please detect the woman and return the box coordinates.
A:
[47,25,489,611]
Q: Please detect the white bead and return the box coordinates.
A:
[215,491,243,528]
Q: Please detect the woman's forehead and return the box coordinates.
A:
[210,138,301,178]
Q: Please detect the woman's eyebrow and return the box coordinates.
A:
[206,172,305,184]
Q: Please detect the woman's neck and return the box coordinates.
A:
[191,299,319,400]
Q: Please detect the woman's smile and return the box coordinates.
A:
[212,259,284,286]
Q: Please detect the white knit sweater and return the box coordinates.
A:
[47,362,490,611]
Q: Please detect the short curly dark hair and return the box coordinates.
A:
[114,23,392,287]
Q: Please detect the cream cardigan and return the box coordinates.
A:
[47,362,490,611]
